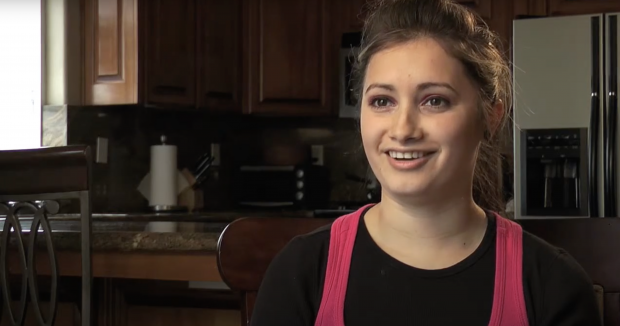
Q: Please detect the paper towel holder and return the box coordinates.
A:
[147,134,188,213]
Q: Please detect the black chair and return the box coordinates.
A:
[0,145,93,326]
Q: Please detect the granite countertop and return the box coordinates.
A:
[46,230,222,252]
[2,209,315,252]
[6,223,224,252]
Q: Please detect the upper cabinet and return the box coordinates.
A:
[547,0,620,16]
[198,0,242,112]
[81,0,511,114]
[339,0,369,32]
[83,0,138,105]
[243,0,334,116]
[142,0,197,107]
[514,0,620,17]
[88,0,599,116]
[82,0,241,112]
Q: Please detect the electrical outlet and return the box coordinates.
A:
[95,137,108,164]
[311,145,324,166]
[210,143,221,166]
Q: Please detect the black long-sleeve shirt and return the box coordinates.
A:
[250,209,602,326]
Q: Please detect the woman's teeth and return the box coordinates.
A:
[388,151,430,160]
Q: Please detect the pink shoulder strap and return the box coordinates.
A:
[489,214,529,326]
[313,205,368,326]
[314,208,529,326]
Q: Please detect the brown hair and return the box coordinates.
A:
[354,0,512,213]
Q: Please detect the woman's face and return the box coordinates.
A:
[360,38,485,203]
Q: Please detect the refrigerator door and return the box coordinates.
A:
[606,13,620,217]
[512,14,604,219]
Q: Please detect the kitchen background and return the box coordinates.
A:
[35,0,615,217]
[4,0,620,326]
[36,0,530,216]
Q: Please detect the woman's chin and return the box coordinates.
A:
[381,182,432,200]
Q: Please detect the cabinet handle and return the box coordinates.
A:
[154,86,187,95]
[206,91,234,100]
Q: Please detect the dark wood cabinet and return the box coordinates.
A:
[514,0,620,17]
[197,0,242,112]
[548,0,620,16]
[83,0,138,105]
[87,0,606,116]
[142,0,197,107]
[83,0,242,112]
[243,0,335,116]
[339,0,368,32]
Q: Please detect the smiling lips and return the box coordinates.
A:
[385,150,436,170]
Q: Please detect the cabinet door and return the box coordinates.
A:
[143,0,196,107]
[245,0,334,116]
[197,0,242,112]
[549,0,620,15]
[513,0,547,17]
[339,0,368,32]
[83,0,138,105]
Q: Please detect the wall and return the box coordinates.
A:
[44,105,372,212]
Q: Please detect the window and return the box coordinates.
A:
[0,0,42,150]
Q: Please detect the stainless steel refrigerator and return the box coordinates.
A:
[513,13,619,219]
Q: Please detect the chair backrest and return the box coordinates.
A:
[520,218,620,325]
[217,217,333,326]
[0,145,93,326]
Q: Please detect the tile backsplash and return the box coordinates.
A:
[45,105,372,212]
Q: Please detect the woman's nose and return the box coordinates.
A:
[388,106,423,142]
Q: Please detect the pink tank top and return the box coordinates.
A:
[314,205,530,326]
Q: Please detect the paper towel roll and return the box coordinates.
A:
[149,138,178,206]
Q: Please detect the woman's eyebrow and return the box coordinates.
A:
[365,83,395,94]
[417,82,459,95]
[365,82,459,95]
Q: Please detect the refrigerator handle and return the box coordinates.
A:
[606,15,618,217]
[590,94,600,218]
[589,16,601,218]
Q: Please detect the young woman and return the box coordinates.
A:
[249,0,602,325]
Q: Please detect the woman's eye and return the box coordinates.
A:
[423,97,450,108]
[370,98,393,107]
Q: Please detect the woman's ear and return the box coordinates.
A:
[487,99,505,138]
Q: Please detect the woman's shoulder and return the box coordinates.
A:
[250,221,334,324]
[279,222,333,259]
[264,221,333,279]
[521,227,589,276]
[520,228,602,325]
[520,226,591,284]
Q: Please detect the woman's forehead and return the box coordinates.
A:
[364,39,473,94]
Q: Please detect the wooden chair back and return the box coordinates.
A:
[0,145,93,326]
[217,217,333,326]
[520,218,620,325]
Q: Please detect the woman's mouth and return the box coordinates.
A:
[387,151,435,160]
[386,150,436,170]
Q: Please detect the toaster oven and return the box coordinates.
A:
[233,164,330,209]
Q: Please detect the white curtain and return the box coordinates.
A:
[0,0,42,150]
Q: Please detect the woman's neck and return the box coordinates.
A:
[364,193,488,269]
